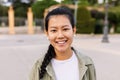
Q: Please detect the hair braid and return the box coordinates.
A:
[39,44,55,79]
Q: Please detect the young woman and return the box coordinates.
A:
[30,7,96,80]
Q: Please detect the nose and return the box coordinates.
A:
[57,31,64,39]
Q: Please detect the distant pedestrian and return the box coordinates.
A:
[29,7,96,80]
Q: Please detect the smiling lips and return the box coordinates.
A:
[56,40,67,44]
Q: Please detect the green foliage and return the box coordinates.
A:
[76,6,95,33]
[112,0,120,6]
[108,6,120,33]
[78,0,89,6]
[77,6,91,20]
[90,9,104,20]
[61,0,74,4]
[0,5,8,17]
[58,0,99,5]
[13,0,32,17]
[108,11,118,24]
[109,6,120,22]
[115,24,120,33]
[88,0,97,5]
[32,0,58,18]
[94,20,103,34]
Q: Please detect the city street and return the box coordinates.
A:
[0,34,120,80]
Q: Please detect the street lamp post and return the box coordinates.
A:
[73,0,78,26]
[102,0,109,43]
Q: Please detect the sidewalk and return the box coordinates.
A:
[74,34,120,80]
[0,34,120,80]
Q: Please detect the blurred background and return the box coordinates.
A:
[0,0,120,80]
[0,0,120,34]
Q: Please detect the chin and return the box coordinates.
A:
[55,47,68,53]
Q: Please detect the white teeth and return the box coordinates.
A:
[57,41,65,44]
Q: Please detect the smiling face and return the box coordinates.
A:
[46,15,76,55]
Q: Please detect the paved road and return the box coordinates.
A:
[0,34,120,80]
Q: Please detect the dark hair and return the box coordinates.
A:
[45,7,75,31]
[39,7,75,79]
[39,44,55,79]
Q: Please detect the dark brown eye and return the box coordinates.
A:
[63,28,69,31]
[51,30,57,33]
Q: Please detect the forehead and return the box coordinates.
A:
[48,15,71,27]
[49,15,69,21]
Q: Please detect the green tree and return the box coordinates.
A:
[0,5,8,17]
[61,0,74,4]
[13,0,33,17]
[88,0,97,5]
[32,0,58,18]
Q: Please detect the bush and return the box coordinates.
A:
[90,9,104,20]
[115,24,120,33]
[94,19,104,34]
[108,6,120,33]
[108,8,120,24]
[79,0,89,6]
[76,6,95,33]
[77,19,95,33]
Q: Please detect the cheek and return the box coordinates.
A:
[66,31,74,37]
[68,33,74,41]
[48,34,55,41]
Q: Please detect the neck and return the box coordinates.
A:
[54,48,73,60]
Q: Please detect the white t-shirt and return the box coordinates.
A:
[51,52,79,80]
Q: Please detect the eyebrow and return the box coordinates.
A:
[49,25,71,29]
[49,26,57,29]
[62,25,70,27]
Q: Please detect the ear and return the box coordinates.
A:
[73,27,76,34]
